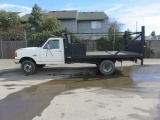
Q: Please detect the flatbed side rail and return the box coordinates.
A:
[114,34,141,55]
[115,26,145,65]
[65,26,145,65]
[115,26,145,53]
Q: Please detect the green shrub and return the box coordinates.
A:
[28,31,50,47]
[96,36,112,51]
[145,48,155,58]
[96,35,125,51]
[59,29,81,43]
[28,29,81,47]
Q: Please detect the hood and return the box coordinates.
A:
[17,47,40,51]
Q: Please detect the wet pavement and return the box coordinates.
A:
[131,65,160,82]
[0,63,160,120]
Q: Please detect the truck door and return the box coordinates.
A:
[41,39,64,64]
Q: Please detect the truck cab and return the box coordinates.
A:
[41,38,65,64]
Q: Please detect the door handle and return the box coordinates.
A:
[57,50,61,52]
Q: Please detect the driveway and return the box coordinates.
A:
[0,59,160,120]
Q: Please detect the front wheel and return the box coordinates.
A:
[21,60,36,75]
[99,60,115,75]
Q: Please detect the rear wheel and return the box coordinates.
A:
[99,60,115,75]
[21,60,36,75]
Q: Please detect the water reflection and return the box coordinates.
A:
[131,65,160,82]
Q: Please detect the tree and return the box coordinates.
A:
[28,4,61,33]
[0,10,21,30]
[42,13,60,32]
[107,19,124,50]
[150,31,157,39]
[108,19,123,34]
[28,31,50,47]
[28,4,43,32]
[96,19,132,51]
[0,10,23,40]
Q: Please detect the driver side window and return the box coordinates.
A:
[44,40,59,49]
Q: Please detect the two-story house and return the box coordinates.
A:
[21,10,109,33]
[49,10,78,33]
[77,11,109,33]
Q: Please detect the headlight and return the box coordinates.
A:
[14,52,17,57]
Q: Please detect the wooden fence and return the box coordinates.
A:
[146,40,160,58]
[0,40,26,59]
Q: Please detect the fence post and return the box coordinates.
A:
[0,36,3,59]
[11,40,13,58]
[124,31,127,51]
[141,26,145,65]
[24,30,27,47]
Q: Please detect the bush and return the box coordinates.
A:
[96,36,112,51]
[28,31,50,47]
[96,35,125,51]
[28,29,81,47]
[0,26,25,41]
[145,48,155,58]
[59,29,81,43]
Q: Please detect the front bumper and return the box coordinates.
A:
[14,59,20,64]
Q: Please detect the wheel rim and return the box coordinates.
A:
[102,63,112,72]
[24,63,32,72]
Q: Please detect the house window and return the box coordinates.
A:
[91,21,102,29]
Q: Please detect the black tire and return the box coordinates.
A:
[21,60,36,75]
[36,64,46,69]
[99,60,115,75]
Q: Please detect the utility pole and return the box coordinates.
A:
[136,21,137,36]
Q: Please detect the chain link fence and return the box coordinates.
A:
[73,33,160,58]
[1,32,160,59]
[73,33,125,52]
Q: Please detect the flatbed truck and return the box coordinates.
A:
[14,26,146,75]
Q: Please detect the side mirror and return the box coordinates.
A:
[47,43,50,49]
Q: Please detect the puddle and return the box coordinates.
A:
[131,65,160,82]
[0,65,159,120]
[155,92,160,120]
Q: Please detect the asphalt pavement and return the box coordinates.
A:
[0,59,160,120]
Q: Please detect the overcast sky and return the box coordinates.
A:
[0,0,160,35]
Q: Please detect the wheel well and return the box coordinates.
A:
[20,57,36,64]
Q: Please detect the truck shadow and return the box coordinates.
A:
[0,66,133,83]
[38,65,134,89]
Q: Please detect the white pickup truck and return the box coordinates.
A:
[14,29,145,75]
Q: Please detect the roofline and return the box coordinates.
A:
[50,10,78,12]
[21,10,109,21]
